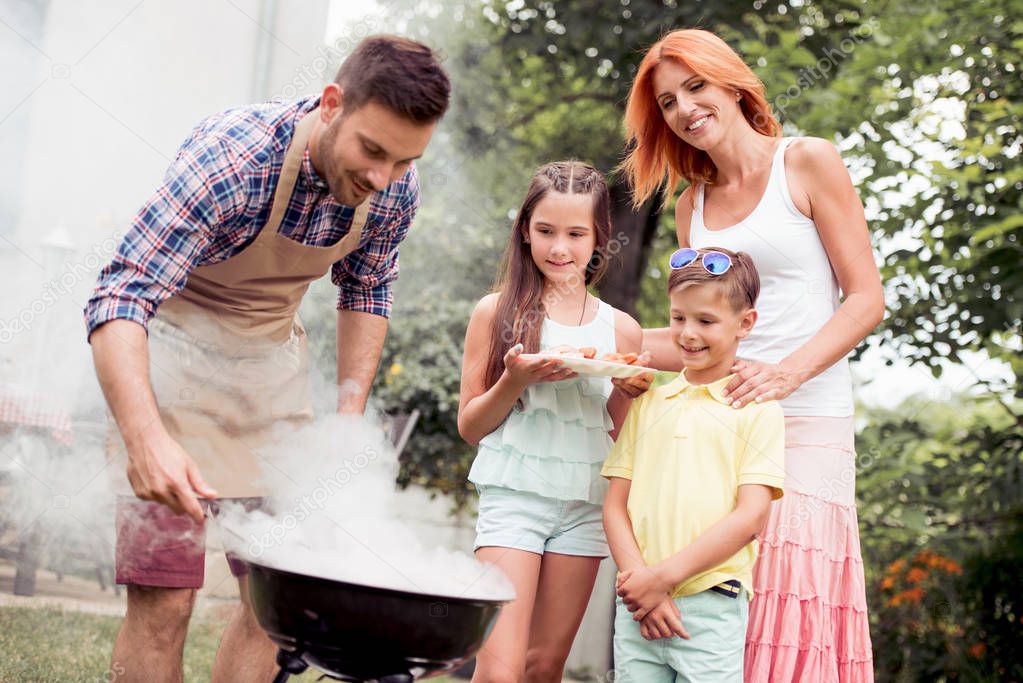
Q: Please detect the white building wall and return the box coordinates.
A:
[0,0,328,402]
[13,0,330,254]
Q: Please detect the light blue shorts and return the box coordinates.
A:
[612,589,748,683]
[473,485,608,557]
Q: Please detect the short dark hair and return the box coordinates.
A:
[334,35,450,123]
[667,247,760,311]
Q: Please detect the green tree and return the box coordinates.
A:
[801,0,1022,401]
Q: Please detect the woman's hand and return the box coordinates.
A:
[503,343,577,386]
[611,351,654,398]
[723,359,804,408]
[617,565,673,621]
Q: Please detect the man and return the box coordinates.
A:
[86,35,450,682]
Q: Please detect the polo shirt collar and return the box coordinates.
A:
[662,370,734,405]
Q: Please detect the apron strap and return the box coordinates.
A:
[257,107,372,247]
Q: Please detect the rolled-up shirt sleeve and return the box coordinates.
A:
[84,136,246,338]
[332,166,420,318]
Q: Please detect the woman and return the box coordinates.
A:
[621,29,883,682]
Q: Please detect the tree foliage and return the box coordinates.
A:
[801,0,1023,399]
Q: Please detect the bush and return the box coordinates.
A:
[371,296,478,507]
[856,396,1023,681]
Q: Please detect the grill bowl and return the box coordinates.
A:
[244,559,507,681]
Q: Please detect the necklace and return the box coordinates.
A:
[544,287,589,326]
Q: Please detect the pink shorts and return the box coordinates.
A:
[114,496,262,588]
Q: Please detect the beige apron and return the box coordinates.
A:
[109,108,370,497]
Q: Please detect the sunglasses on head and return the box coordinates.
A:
[668,248,732,275]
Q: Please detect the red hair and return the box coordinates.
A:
[622,29,781,207]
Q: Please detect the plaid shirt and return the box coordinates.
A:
[85,96,419,336]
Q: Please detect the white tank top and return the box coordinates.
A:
[689,137,853,417]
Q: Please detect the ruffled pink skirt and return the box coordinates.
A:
[745,416,874,682]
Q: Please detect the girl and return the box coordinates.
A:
[622,29,883,682]
[458,161,649,683]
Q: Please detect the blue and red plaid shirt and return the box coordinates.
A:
[85,96,419,336]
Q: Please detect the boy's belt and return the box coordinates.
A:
[708,579,742,599]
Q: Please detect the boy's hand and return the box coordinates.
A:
[617,565,673,621]
[611,351,654,398]
[638,598,690,641]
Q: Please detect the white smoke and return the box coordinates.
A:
[213,411,513,602]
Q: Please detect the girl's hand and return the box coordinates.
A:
[611,351,654,398]
[617,566,673,621]
[638,598,690,641]
[503,343,577,386]
[723,359,803,409]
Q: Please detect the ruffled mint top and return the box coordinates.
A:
[468,298,617,504]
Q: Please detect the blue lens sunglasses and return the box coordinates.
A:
[668,248,732,275]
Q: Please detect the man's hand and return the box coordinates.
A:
[617,564,674,621]
[90,320,215,523]
[126,428,216,523]
[638,598,690,641]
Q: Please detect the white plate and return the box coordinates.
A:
[527,352,651,379]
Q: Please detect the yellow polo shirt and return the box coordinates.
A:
[601,371,785,598]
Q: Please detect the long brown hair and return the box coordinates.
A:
[621,29,781,207]
[483,161,612,390]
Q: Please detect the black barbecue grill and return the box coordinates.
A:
[243,559,507,682]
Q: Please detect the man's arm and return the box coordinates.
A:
[332,170,420,414]
[91,320,215,522]
[336,310,388,414]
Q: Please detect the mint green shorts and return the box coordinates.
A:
[473,485,608,557]
[612,589,747,682]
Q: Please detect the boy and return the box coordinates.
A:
[602,247,785,681]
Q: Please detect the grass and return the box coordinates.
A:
[0,605,458,682]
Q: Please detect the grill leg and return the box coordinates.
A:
[271,649,308,683]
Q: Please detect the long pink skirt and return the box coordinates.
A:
[745,416,874,682]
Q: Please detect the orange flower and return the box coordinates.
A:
[887,558,906,574]
[880,576,895,590]
[943,559,962,575]
[968,642,986,658]
[906,567,928,584]
[889,587,925,607]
